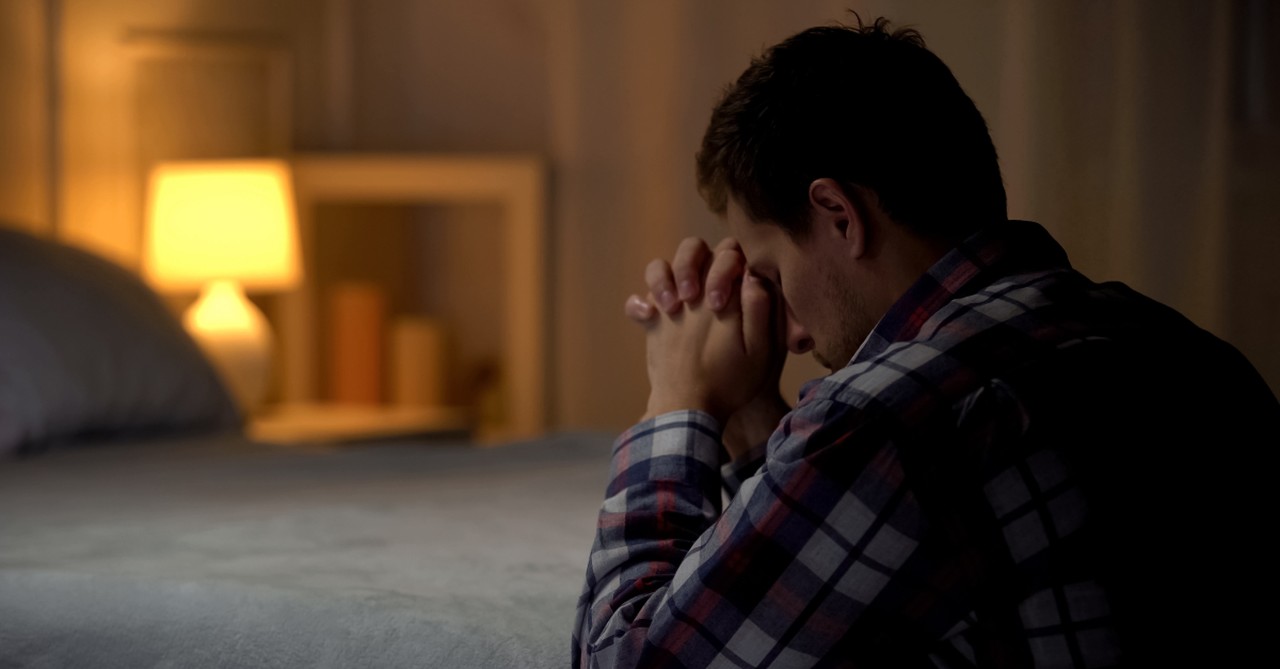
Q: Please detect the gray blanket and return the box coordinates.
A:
[0,432,614,668]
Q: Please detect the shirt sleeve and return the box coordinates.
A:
[571,396,938,668]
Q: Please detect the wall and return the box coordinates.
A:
[345,0,549,154]
[0,0,52,234]
[1226,0,1280,398]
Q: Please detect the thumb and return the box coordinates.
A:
[740,274,774,359]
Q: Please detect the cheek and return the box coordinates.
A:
[779,267,815,323]
[779,283,816,335]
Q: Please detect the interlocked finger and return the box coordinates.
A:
[644,258,680,313]
[705,239,746,312]
[671,237,713,301]
[624,293,658,323]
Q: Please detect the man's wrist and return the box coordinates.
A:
[722,392,789,461]
[641,392,727,425]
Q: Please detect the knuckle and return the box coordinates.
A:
[711,249,743,271]
[675,238,710,268]
[645,259,671,280]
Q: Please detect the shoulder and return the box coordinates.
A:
[774,268,1130,458]
[806,268,1085,410]
[779,264,1276,461]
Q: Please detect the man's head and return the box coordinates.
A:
[697,15,1005,370]
[696,14,1006,241]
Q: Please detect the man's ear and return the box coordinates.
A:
[808,178,868,258]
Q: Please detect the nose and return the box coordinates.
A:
[783,303,813,355]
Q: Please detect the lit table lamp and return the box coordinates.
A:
[144,159,302,413]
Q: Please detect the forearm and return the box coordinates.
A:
[573,393,936,668]
[573,411,724,667]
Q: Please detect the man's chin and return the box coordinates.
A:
[811,351,836,372]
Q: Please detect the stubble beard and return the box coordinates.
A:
[812,275,877,372]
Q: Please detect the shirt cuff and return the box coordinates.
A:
[607,410,724,497]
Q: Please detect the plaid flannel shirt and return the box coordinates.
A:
[572,220,1278,668]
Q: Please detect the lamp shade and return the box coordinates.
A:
[144,159,302,292]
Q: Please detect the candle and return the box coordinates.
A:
[390,316,451,407]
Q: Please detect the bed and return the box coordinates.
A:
[0,226,609,667]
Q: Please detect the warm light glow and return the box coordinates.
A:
[187,280,262,334]
[183,279,273,411]
[144,159,302,292]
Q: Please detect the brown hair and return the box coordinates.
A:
[695,14,1006,241]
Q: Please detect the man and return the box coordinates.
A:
[573,16,1278,668]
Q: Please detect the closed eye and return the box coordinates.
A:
[747,268,780,291]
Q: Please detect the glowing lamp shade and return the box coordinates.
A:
[144,159,302,413]
[145,160,301,291]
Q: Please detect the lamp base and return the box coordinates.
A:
[185,279,272,413]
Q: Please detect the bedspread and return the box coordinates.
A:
[0,432,612,668]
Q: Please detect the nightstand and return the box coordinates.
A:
[275,154,548,442]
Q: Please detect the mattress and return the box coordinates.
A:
[0,431,614,668]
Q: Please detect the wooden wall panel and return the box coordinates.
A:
[0,0,52,234]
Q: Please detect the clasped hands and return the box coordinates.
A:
[626,237,790,458]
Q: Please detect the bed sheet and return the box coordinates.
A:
[0,431,614,668]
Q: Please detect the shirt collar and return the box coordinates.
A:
[849,219,1073,365]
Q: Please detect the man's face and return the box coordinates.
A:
[726,199,878,372]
